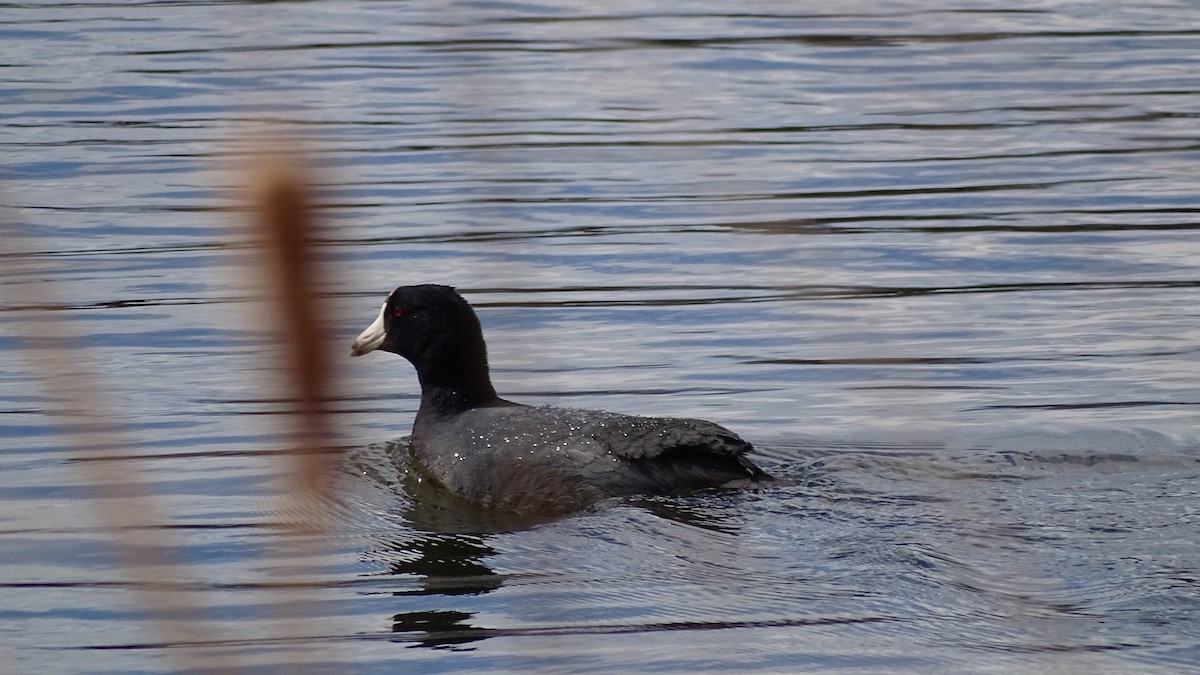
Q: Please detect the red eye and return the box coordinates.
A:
[393,307,404,318]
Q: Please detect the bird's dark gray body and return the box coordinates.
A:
[412,404,763,514]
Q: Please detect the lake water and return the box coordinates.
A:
[2,1,1198,672]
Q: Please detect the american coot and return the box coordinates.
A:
[350,284,770,514]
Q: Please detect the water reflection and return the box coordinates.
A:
[382,532,500,650]
[392,609,495,650]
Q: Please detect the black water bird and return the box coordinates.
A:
[350,284,770,514]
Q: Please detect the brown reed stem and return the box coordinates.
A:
[243,146,345,674]
[250,150,341,521]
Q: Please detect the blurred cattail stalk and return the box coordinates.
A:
[241,144,346,673]
[250,149,341,518]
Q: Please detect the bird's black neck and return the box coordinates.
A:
[412,340,499,417]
